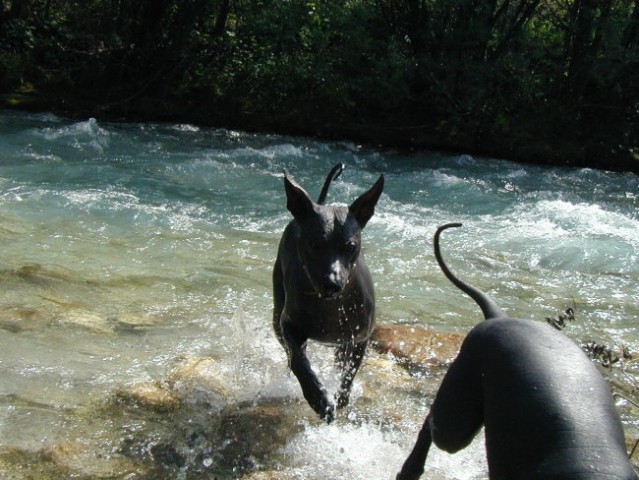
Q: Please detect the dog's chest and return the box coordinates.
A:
[295,295,374,345]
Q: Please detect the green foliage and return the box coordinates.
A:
[0,0,637,169]
[215,1,411,125]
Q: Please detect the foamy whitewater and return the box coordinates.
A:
[0,110,637,479]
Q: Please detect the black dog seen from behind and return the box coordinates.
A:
[397,223,638,480]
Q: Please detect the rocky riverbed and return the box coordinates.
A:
[1,322,637,480]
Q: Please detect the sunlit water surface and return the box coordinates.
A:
[0,110,638,479]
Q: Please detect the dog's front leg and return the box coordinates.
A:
[334,340,367,409]
[396,413,432,480]
[282,324,335,423]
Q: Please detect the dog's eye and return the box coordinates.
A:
[345,241,357,253]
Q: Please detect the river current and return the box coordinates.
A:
[0,110,638,479]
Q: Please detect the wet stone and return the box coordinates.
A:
[39,441,150,479]
[149,443,186,468]
[240,469,303,480]
[218,399,306,474]
[112,397,310,478]
[371,323,464,372]
[114,381,181,413]
[0,443,149,480]
[112,313,158,331]
[355,353,438,426]
[57,310,113,334]
[113,356,232,416]
[167,357,232,412]
[0,306,48,332]
[0,446,43,478]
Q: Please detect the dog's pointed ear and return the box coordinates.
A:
[349,174,384,228]
[284,170,315,220]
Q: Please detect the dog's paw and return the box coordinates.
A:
[322,402,336,424]
[396,473,420,480]
[307,391,335,423]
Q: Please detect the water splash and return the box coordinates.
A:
[282,421,487,480]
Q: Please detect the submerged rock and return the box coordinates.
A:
[57,310,113,334]
[111,390,308,478]
[149,443,186,468]
[0,332,474,480]
[114,381,181,413]
[114,356,232,415]
[12,264,75,285]
[240,469,303,480]
[0,443,149,480]
[362,354,415,391]
[350,353,432,428]
[0,306,48,332]
[40,441,150,479]
[218,399,306,473]
[112,313,159,331]
[371,323,464,371]
[0,446,42,478]
[167,357,232,412]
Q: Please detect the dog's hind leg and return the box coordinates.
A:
[397,347,483,479]
[400,343,484,479]
[272,253,286,346]
[396,414,433,480]
[427,345,483,453]
[334,339,367,409]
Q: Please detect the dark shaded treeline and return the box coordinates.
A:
[1,0,637,172]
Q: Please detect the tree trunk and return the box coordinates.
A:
[565,0,599,99]
[591,0,612,54]
[490,0,542,60]
[213,0,231,37]
[622,0,639,49]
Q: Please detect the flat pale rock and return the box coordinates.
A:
[167,357,231,412]
[371,323,463,369]
[241,470,303,480]
[114,381,181,413]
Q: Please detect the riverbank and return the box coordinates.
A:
[2,1,638,175]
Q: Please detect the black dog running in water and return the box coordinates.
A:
[397,223,638,480]
[273,164,384,423]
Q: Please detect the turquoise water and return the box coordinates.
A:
[0,110,638,478]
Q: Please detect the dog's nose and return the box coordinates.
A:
[322,269,345,297]
[322,280,342,297]
[321,263,345,298]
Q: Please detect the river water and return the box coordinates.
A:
[0,109,638,479]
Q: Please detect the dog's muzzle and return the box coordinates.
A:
[302,264,346,300]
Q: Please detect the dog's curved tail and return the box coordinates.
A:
[317,163,344,205]
[434,223,505,321]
